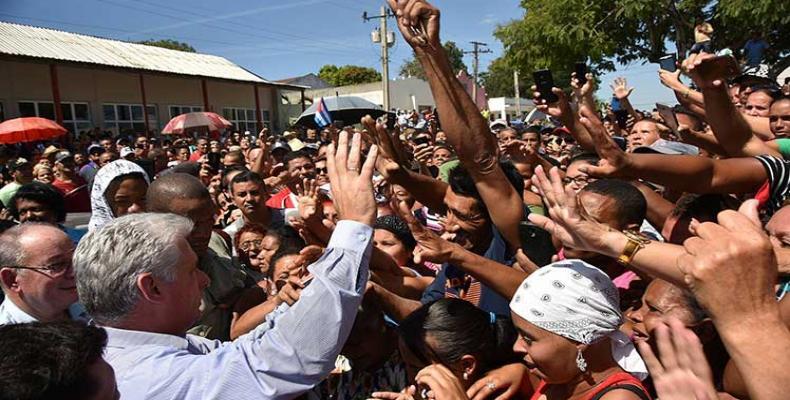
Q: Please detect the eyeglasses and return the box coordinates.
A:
[563,175,591,186]
[240,239,262,251]
[11,262,72,276]
[315,167,328,174]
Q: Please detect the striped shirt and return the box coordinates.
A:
[755,155,790,217]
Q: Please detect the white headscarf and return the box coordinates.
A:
[510,259,648,380]
[88,160,149,232]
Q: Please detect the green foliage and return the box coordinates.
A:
[399,41,468,79]
[136,39,196,52]
[491,0,789,90]
[479,57,530,98]
[318,65,382,87]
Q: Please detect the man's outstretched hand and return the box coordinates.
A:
[387,0,441,50]
[326,131,378,226]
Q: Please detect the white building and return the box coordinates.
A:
[487,97,534,121]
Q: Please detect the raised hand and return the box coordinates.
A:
[361,115,408,179]
[413,143,434,169]
[532,85,572,121]
[370,386,417,400]
[528,165,616,254]
[577,105,631,178]
[395,200,458,265]
[571,72,596,100]
[610,77,634,100]
[501,140,537,163]
[683,53,736,91]
[677,200,777,328]
[326,130,378,226]
[658,68,683,91]
[637,318,718,400]
[387,0,441,49]
[295,178,321,222]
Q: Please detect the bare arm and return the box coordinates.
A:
[389,0,523,249]
[630,181,674,232]
[577,105,768,195]
[367,281,422,322]
[684,54,779,157]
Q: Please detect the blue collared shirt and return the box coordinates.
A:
[103,220,373,400]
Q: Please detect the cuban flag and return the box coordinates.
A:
[314,97,332,128]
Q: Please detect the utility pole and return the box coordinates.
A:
[513,70,521,117]
[363,7,395,111]
[464,41,492,107]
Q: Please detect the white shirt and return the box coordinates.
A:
[104,220,373,399]
[0,298,90,325]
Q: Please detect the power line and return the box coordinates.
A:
[94,0,370,55]
[464,41,493,103]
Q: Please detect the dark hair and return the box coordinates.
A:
[399,299,518,376]
[567,152,601,168]
[230,170,265,194]
[0,321,108,400]
[748,84,783,100]
[9,182,67,222]
[221,165,249,192]
[447,162,524,206]
[283,150,312,167]
[374,215,416,250]
[581,179,647,228]
[266,226,306,278]
[234,222,268,255]
[670,193,741,222]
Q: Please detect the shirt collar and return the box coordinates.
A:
[0,298,38,324]
[104,327,190,351]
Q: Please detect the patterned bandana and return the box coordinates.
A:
[88,160,149,232]
[510,259,648,379]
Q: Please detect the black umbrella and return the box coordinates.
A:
[295,96,391,128]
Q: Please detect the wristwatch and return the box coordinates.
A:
[617,230,651,266]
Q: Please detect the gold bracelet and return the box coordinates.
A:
[616,230,651,266]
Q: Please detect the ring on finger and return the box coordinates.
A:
[486,381,496,391]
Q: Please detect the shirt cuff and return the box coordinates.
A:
[327,220,373,251]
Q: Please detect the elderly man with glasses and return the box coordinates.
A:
[0,223,88,324]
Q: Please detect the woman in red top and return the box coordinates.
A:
[509,260,651,400]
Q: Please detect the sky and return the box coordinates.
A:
[1,0,678,109]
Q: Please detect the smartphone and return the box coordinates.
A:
[575,62,588,86]
[610,97,622,112]
[533,70,559,103]
[518,221,556,267]
[655,103,679,133]
[386,113,396,130]
[413,136,430,146]
[659,54,677,72]
[614,110,629,130]
[208,152,221,171]
[696,55,740,80]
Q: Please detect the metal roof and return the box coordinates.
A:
[0,21,292,86]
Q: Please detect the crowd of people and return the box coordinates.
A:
[0,0,789,399]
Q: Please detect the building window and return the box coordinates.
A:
[169,105,203,118]
[223,107,269,132]
[103,104,157,135]
[17,101,92,134]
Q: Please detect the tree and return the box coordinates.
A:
[137,39,196,52]
[479,57,530,98]
[318,65,382,87]
[399,41,468,79]
[493,0,788,89]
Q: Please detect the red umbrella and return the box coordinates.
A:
[162,112,233,135]
[0,117,68,144]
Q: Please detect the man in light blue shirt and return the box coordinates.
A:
[73,131,380,399]
[0,223,87,325]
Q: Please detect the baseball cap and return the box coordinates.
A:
[633,139,699,156]
[272,141,291,153]
[54,151,74,164]
[6,158,30,172]
[489,119,509,131]
[87,144,104,155]
[120,147,135,159]
[733,64,775,86]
